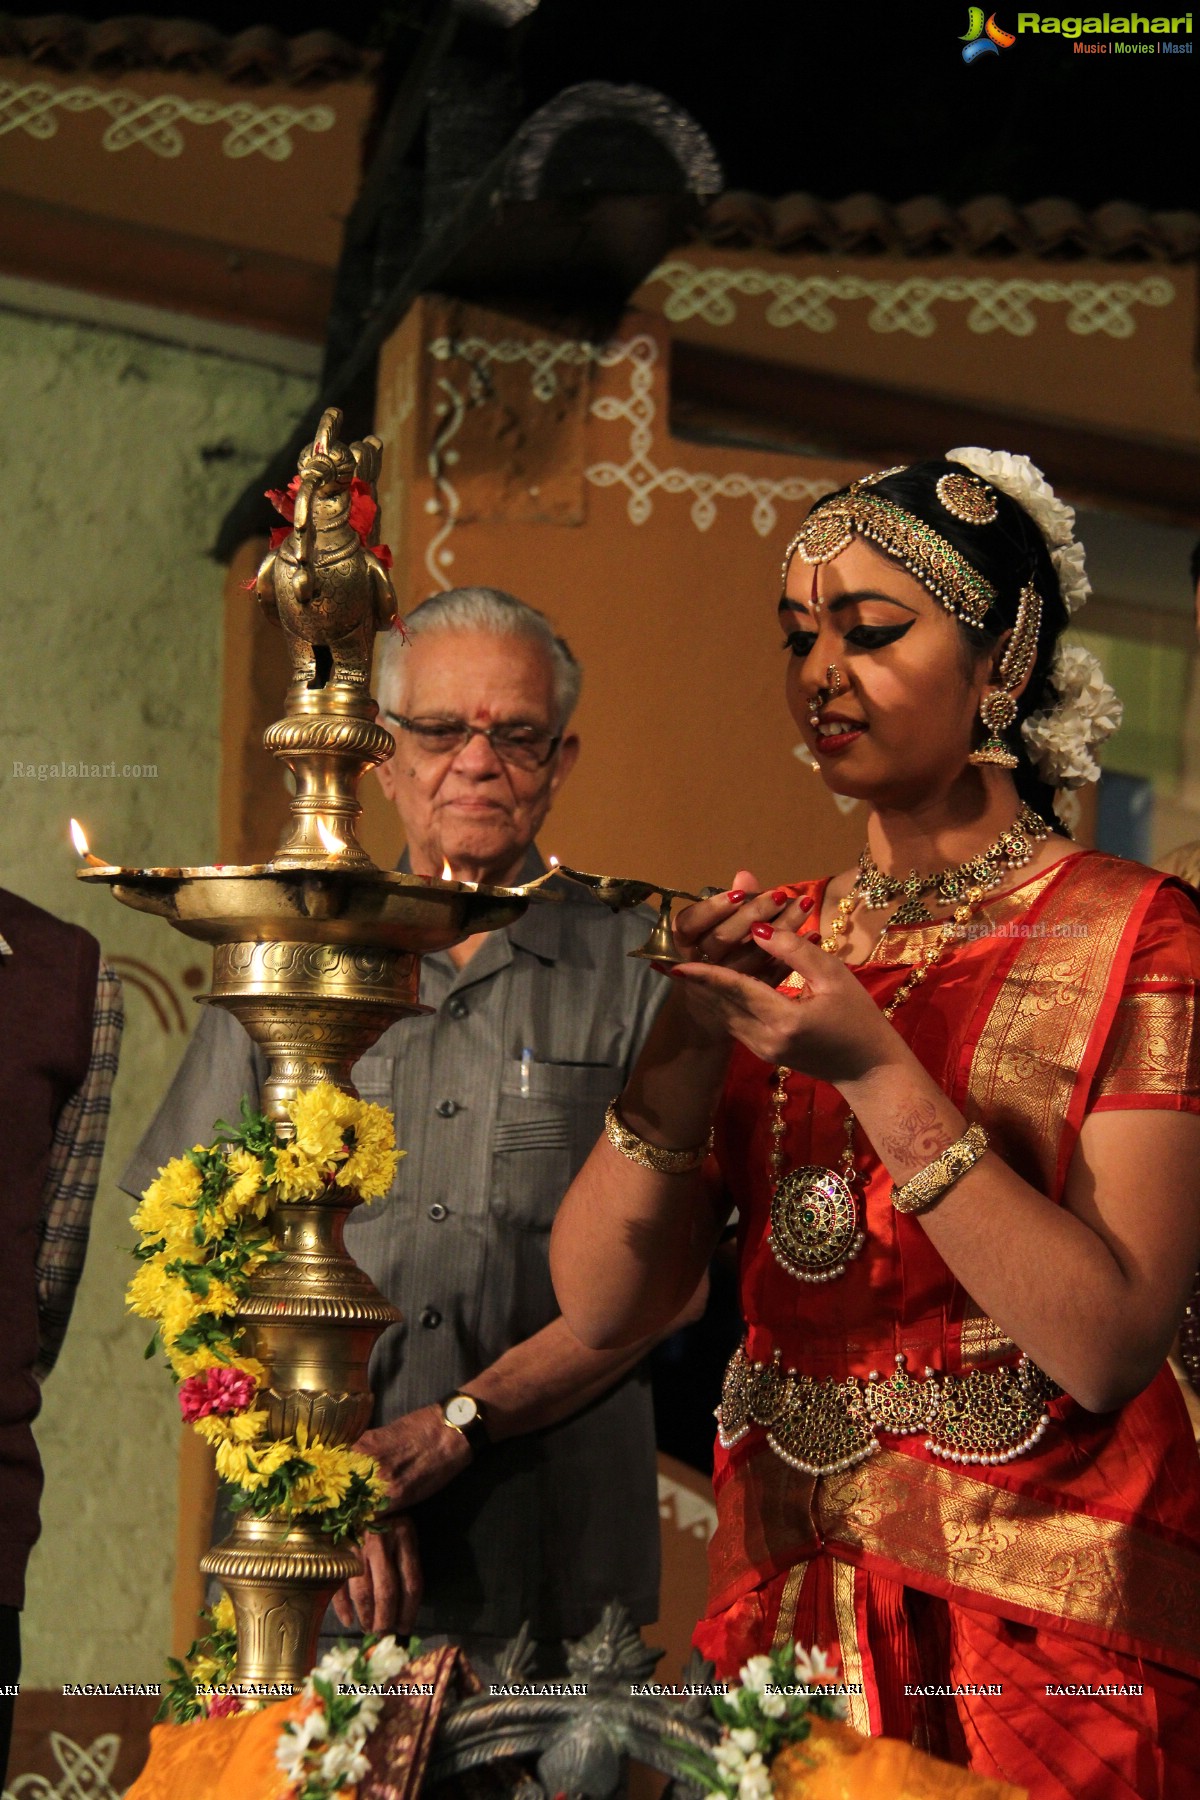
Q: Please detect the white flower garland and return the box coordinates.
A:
[945,446,1121,795]
[686,1641,849,1800]
[276,1634,411,1799]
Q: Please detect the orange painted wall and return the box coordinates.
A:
[632,249,1200,450]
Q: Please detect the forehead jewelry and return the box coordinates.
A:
[785,488,996,628]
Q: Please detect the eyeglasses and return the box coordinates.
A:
[384,713,562,771]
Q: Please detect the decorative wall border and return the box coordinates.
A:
[0,79,335,159]
[423,331,832,586]
[3,1729,124,1799]
[647,259,1176,340]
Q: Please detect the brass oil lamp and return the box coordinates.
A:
[79,410,537,1685]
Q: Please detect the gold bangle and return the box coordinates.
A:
[604,1100,710,1175]
[891,1122,989,1216]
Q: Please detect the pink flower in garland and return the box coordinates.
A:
[206,1693,243,1718]
[179,1365,258,1422]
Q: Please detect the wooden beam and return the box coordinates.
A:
[670,340,1200,529]
[0,188,331,343]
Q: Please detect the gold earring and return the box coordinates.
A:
[968,690,1020,769]
[967,580,1040,771]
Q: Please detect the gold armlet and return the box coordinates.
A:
[891,1122,989,1216]
[604,1100,710,1175]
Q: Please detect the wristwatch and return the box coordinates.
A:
[440,1391,489,1454]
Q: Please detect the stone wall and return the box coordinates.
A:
[0,292,311,1683]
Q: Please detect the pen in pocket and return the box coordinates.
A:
[520,1045,533,1098]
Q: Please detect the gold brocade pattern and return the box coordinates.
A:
[831,1561,871,1737]
[958,1315,1014,1365]
[1092,987,1200,1100]
[815,1448,1200,1666]
[771,1562,808,1652]
[964,854,1150,1193]
[718,1344,1058,1475]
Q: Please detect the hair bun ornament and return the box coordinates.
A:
[1021,645,1122,792]
[936,470,998,526]
[945,446,1092,615]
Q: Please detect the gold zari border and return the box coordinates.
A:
[831,1560,871,1737]
[1092,987,1200,1100]
[965,854,1151,1193]
[816,1448,1200,1666]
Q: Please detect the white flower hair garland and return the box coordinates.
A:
[946,445,1122,797]
[1021,643,1123,790]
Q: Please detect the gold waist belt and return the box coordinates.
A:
[718,1342,1060,1477]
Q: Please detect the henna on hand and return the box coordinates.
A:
[877,1096,956,1175]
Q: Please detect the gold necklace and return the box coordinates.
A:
[767,880,986,1284]
[856,801,1050,926]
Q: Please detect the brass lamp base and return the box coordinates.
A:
[200,1514,360,1688]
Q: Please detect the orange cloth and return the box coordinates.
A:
[125,1694,302,1800]
[772,1719,1026,1799]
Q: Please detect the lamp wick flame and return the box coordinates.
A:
[70,818,104,865]
[441,859,454,882]
[316,818,346,855]
[549,854,560,868]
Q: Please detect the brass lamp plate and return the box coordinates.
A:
[78,865,540,951]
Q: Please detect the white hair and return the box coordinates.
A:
[375,586,582,731]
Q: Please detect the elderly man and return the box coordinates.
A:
[122,586,674,1668]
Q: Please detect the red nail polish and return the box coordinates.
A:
[751,923,774,941]
[771,887,789,905]
[726,890,747,904]
[799,895,814,913]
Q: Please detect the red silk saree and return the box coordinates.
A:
[695,852,1200,1798]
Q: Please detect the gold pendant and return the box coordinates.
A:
[770,1164,865,1283]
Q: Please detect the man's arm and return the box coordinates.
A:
[338,1288,706,1633]
[357,1284,708,1511]
[35,960,124,1380]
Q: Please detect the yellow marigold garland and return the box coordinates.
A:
[128,1084,401,1542]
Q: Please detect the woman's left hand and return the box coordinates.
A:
[666,920,899,1086]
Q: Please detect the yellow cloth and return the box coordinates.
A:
[771,1719,1027,1800]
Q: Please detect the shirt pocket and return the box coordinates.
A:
[491,1059,621,1231]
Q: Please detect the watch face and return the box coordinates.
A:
[445,1395,478,1428]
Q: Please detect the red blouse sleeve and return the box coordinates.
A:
[1089,879,1200,1114]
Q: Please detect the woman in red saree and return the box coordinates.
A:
[550,452,1200,1799]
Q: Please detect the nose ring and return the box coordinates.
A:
[826,663,842,697]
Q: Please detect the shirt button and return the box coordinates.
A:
[436,1099,459,1118]
[428,1202,448,1221]
[447,998,468,1020]
[420,1306,442,1329]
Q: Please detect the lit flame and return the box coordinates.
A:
[549,854,560,868]
[316,819,346,855]
[69,818,105,866]
[441,859,454,881]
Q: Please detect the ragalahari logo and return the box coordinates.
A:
[961,7,1017,57]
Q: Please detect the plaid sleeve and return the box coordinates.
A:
[34,959,124,1380]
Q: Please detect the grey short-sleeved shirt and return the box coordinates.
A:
[120,852,666,1640]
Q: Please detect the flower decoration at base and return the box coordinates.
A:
[128,1085,401,1543]
[276,1634,414,1800]
[681,1641,849,1800]
[161,1596,240,1723]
